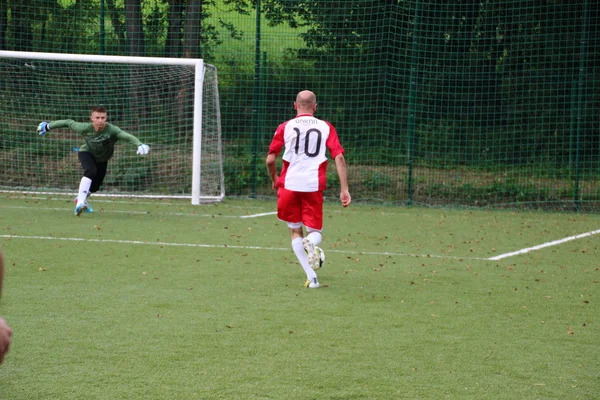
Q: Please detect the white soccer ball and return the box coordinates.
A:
[313,246,325,270]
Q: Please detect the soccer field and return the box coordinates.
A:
[0,194,598,399]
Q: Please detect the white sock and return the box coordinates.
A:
[77,177,92,206]
[306,231,323,247]
[292,237,317,280]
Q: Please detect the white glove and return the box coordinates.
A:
[37,122,50,136]
[137,144,150,155]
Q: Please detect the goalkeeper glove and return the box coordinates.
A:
[37,122,50,136]
[137,144,150,155]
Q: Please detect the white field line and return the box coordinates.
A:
[240,212,277,218]
[5,200,595,261]
[488,228,600,260]
[0,234,486,260]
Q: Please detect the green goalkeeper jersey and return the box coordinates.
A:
[49,120,142,162]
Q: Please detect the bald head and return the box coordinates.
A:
[294,90,317,114]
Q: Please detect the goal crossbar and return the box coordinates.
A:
[0,50,200,66]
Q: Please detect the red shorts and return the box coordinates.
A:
[277,188,324,230]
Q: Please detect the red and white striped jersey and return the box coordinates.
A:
[268,113,345,192]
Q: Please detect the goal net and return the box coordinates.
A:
[0,51,224,204]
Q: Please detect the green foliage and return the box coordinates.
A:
[223,154,255,195]
[105,156,155,192]
[0,131,20,151]
[359,170,394,192]
[222,150,271,196]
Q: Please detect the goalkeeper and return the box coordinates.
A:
[37,106,150,216]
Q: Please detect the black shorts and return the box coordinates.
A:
[78,152,108,192]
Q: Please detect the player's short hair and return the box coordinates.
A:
[91,106,107,114]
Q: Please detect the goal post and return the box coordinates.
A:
[0,50,224,204]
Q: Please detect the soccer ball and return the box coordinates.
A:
[313,246,326,270]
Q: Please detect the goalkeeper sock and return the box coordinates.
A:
[76,177,92,206]
[306,230,323,247]
[292,237,317,280]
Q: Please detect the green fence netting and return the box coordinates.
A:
[1,0,598,211]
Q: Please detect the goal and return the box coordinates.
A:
[0,50,224,204]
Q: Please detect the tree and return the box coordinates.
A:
[0,0,6,49]
[106,0,127,51]
[166,0,185,57]
[10,0,33,51]
[125,0,145,56]
[183,0,203,58]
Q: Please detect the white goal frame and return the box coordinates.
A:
[0,50,224,205]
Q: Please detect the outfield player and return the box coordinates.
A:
[37,106,150,216]
[266,90,351,288]
[0,250,12,364]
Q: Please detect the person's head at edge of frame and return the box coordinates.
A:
[0,249,13,365]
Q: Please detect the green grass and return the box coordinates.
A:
[0,194,598,399]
